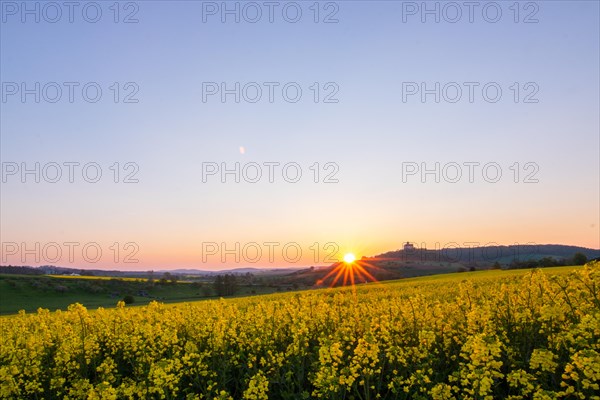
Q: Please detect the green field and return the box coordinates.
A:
[0,274,281,315]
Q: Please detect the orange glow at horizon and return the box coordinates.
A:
[317,259,380,288]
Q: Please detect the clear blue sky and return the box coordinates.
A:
[1,1,599,270]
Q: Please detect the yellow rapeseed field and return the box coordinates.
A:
[1,264,599,399]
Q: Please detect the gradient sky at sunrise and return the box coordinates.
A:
[1,0,599,270]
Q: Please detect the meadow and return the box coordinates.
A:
[0,274,200,315]
[0,274,280,315]
[1,265,598,399]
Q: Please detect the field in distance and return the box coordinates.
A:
[0,273,285,315]
[1,264,598,399]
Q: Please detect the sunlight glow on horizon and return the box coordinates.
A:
[1,2,598,271]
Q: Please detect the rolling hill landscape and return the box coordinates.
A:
[1,243,597,314]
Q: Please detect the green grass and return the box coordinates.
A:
[48,274,148,281]
[0,273,290,315]
[0,275,205,315]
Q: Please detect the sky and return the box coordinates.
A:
[1,0,599,270]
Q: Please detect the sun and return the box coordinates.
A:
[343,253,356,264]
[318,252,379,287]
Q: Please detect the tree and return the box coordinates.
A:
[491,261,501,270]
[538,257,555,268]
[213,274,238,296]
[159,272,178,284]
[223,274,238,296]
[123,295,135,304]
[213,275,225,296]
[572,252,587,265]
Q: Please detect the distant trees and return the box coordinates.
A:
[507,253,591,269]
[572,252,588,265]
[213,274,238,297]
[159,272,178,284]
[538,257,556,268]
[241,272,255,285]
[123,295,135,304]
[214,276,223,295]
[509,259,541,269]
[0,265,43,275]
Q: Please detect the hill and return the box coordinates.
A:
[279,244,599,287]
[377,243,600,263]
